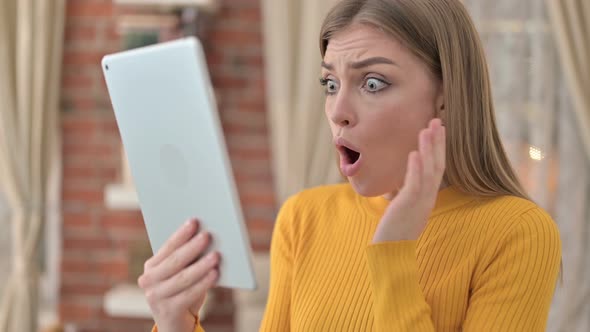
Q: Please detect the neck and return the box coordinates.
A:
[382,179,449,201]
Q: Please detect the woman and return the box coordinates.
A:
[140,0,562,331]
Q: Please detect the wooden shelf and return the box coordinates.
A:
[103,283,215,319]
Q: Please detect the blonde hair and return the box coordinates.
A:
[320,0,529,200]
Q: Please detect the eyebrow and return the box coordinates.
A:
[321,57,398,70]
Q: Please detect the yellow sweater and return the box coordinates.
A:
[156,183,561,331]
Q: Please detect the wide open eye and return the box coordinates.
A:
[320,77,340,96]
[363,77,389,93]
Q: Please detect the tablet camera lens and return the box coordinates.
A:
[105,64,109,70]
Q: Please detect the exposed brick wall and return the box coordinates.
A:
[60,0,273,331]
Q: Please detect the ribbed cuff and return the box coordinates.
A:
[366,241,433,330]
[151,314,204,332]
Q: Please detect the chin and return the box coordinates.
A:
[348,175,393,197]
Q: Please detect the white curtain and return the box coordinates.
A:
[547,0,590,159]
[237,3,344,331]
[546,0,590,330]
[261,0,343,204]
[0,1,65,331]
[465,0,590,330]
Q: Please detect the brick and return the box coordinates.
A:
[99,318,155,332]
[241,192,275,206]
[202,312,235,325]
[251,240,271,252]
[59,301,95,321]
[99,167,118,182]
[105,24,121,42]
[232,160,272,179]
[61,280,111,297]
[99,210,144,229]
[62,154,100,170]
[246,218,274,232]
[77,328,103,332]
[62,164,117,183]
[223,123,266,135]
[63,211,94,228]
[228,147,270,160]
[234,172,273,183]
[98,260,128,279]
[206,52,225,67]
[62,187,104,204]
[244,54,264,67]
[63,50,105,66]
[63,142,115,160]
[210,29,262,46]
[212,75,249,89]
[61,258,95,275]
[66,2,114,18]
[63,236,112,251]
[98,118,120,136]
[223,118,267,132]
[227,132,268,148]
[62,73,94,90]
[69,97,99,112]
[65,24,97,41]
[62,255,133,286]
[222,7,261,24]
[252,77,266,93]
[237,99,266,112]
[62,117,98,135]
[243,203,276,219]
[219,0,259,9]
[63,165,97,180]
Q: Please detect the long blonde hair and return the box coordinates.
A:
[320,0,529,200]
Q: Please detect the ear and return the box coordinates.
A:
[435,84,445,123]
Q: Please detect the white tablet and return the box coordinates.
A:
[102,37,257,290]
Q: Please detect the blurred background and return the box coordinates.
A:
[0,0,588,331]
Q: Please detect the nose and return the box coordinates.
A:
[328,93,357,128]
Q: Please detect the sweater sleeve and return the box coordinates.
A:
[463,207,561,331]
[151,316,205,332]
[259,195,298,332]
[365,207,561,332]
[366,240,435,331]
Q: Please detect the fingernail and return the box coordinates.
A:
[207,252,217,262]
[197,231,207,241]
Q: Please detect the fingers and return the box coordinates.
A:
[420,118,446,184]
[154,251,220,299]
[419,126,434,187]
[403,150,422,199]
[137,219,219,329]
[147,230,212,285]
[403,118,446,201]
[172,268,219,310]
[432,120,446,175]
[145,219,199,270]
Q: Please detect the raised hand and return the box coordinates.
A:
[138,219,220,332]
[372,118,446,243]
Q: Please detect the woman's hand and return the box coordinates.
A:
[138,219,220,332]
[372,118,446,243]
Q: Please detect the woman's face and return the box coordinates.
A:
[322,23,444,197]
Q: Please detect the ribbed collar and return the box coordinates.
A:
[358,185,477,218]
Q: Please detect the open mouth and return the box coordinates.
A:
[336,139,361,165]
[342,146,361,165]
[334,137,363,177]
